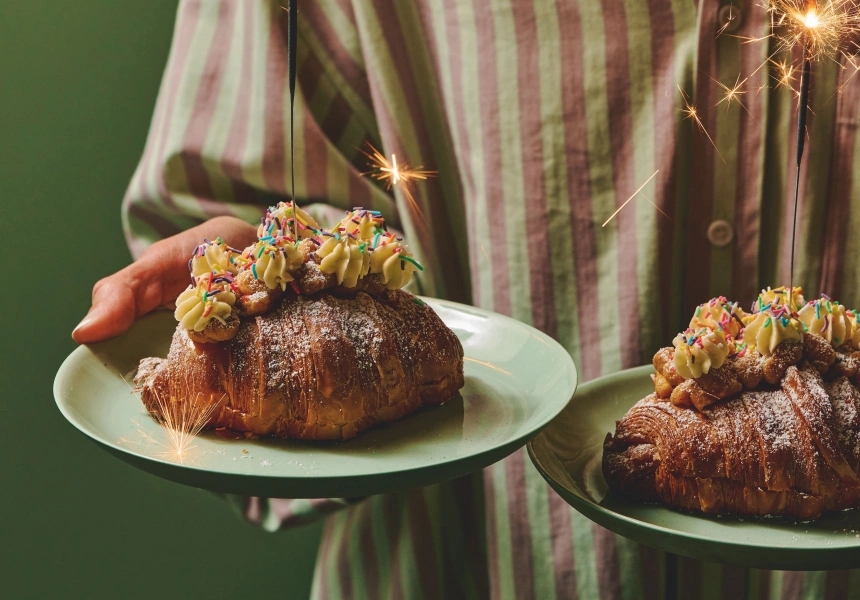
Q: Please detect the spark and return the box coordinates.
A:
[678,86,726,163]
[119,374,222,464]
[601,170,660,227]
[714,74,750,113]
[772,58,798,92]
[359,142,436,240]
[643,195,675,223]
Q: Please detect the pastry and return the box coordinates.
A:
[135,203,464,441]
[603,288,860,519]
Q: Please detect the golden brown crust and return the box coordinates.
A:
[136,290,464,441]
[187,312,241,344]
[803,333,837,375]
[604,364,860,519]
[234,270,283,316]
[652,347,684,388]
[762,340,803,384]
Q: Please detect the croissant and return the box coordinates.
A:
[603,289,860,520]
[135,289,465,441]
[604,364,860,520]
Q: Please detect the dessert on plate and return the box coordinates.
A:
[135,202,464,441]
[603,287,860,519]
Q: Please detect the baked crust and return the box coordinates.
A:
[136,289,464,441]
[603,363,860,519]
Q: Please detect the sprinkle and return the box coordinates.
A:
[822,315,830,332]
[816,303,821,320]
[399,255,424,270]
[372,233,381,248]
[695,306,701,317]
[781,317,789,327]
[289,280,301,295]
[251,264,259,279]
[413,297,426,306]
[764,317,772,328]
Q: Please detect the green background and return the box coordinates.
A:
[0,2,322,598]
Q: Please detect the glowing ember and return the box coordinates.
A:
[761,0,860,62]
[803,8,821,28]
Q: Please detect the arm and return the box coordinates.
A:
[77,0,397,529]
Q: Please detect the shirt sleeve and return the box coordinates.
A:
[224,495,365,532]
[121,0,398,260]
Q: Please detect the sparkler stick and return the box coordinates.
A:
[789,47,811,309]
[286,0,299,240]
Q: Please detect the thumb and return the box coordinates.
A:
[72,277,140,343]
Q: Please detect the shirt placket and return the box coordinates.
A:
[687,0,768,309]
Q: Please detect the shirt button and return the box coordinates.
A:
[717,4,743,34]
[707,220,734,247]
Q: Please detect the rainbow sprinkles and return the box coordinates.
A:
[174,202,424,344]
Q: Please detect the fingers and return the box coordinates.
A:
[72,262,174,343]
[72,216,258,344]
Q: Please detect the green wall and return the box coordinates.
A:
[0,2,322,598]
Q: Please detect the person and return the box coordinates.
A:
[73,0,860,597]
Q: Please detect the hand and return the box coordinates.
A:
[72,216,258,343]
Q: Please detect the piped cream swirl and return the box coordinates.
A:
[258,201,321,240]
[672,328,731,379]
[798,297,853,347]
[174,274,236,332]
[249,241,303,291]
[741,309,803,356]
[336,208,385,241]
[191,239,238,277]
[317,234,370,287]
[752,286,805,313]
[369,233,422,290]
[689,297,746,340]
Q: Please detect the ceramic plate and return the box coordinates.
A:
[55,298,577,498]
[527,365,860,570]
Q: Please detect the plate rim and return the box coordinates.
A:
[55,297,578,497]
[527,365,860,570]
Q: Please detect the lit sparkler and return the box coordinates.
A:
[119,375,222,464]
[359,142,436,236]
[762,0,860,63]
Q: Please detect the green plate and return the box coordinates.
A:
[55,298,577,498]
[527,365,860,570]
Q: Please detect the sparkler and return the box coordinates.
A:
[119,374,221,464]
[359,142,436,236]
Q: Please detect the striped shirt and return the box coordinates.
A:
[124,0,860,598]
